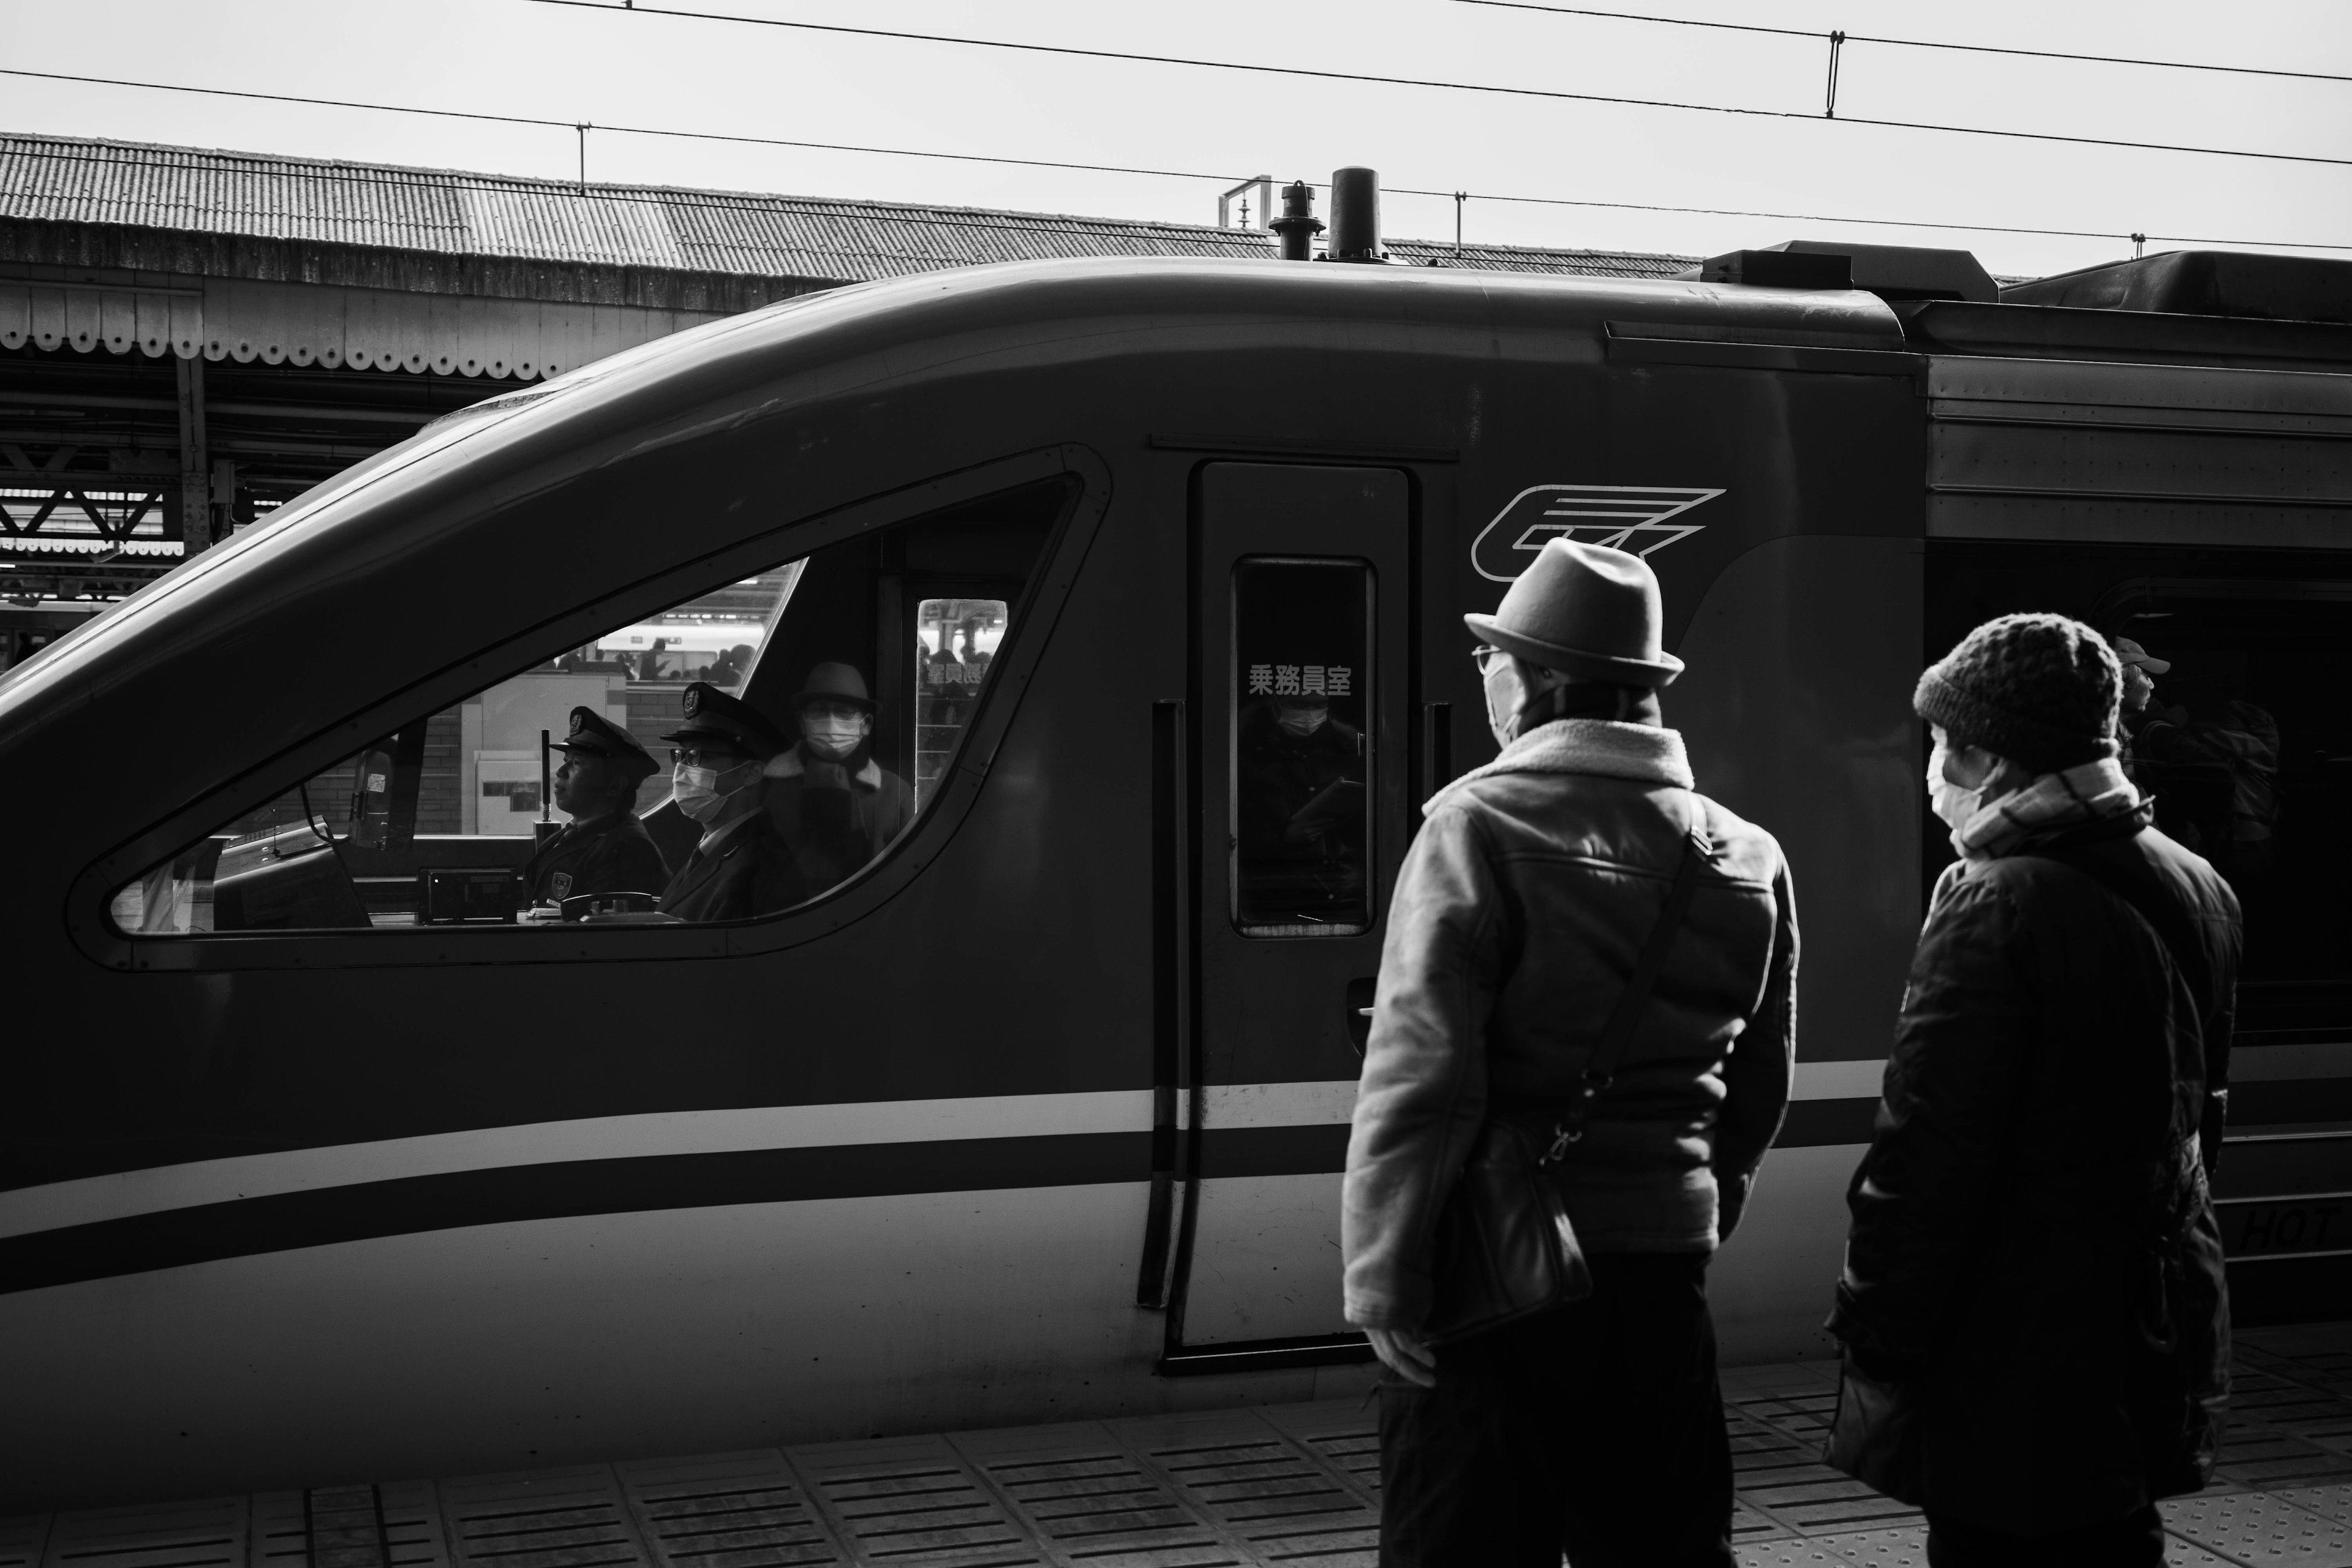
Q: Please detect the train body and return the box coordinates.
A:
[3,246,2349,1509]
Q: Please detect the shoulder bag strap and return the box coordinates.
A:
[1540,814,1714,1166]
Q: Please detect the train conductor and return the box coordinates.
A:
[658,682,809,922]
[522,706,671,913]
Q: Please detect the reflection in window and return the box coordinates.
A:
[1232,557,1372,937]
[2108,583,2349,986]
[110,476,1074,935]
[913,597,1008,812]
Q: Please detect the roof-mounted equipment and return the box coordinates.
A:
[1324,167,1387,263]
[1999,251,2352,325]
[1270,181,1324,262]
[1678,241,1997,303]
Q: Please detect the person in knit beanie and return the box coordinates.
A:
[1825,609,2243,1567]
[1910,614,2136,864]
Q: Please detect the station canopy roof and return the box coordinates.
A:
[0,133,1693,293]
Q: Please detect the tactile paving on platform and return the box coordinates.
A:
[2163,1490,2352,1566]
[16,1325,2352,1568]
[790,1433,1047,1567]
[615,1453,842,1568]
[37,1499,247,1568]
[439,1466,652,1568]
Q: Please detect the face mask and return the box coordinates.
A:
[1926,742,1982,832]
[1275,708,1327,737]
[673,760,758,823]
[802,711,870,761]
[1483,659,1522,747]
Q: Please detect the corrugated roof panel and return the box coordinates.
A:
[0,133,1695,286]
[456,185,688,269]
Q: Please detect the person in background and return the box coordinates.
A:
[1345,540,1797,1566]
[1828,613,2241,1567]
[658,682,805,922]
[1235,690,1365,915]
[765,662,911,893]
[521,707,669,915]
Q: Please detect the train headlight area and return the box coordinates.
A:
[2,1325,2348,1566]
[4,153,2352,1522]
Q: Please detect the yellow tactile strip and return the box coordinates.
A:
[12,1324,2352,1568]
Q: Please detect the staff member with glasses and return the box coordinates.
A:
[658,682,807,922]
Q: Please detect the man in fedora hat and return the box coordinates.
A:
[520,706,671,917]
[1344,539,1798,1567]
[764,662,912,894]
[658,682,808,923]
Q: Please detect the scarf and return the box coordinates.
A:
[1952,756,2142,862]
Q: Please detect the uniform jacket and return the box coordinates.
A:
[764,745,913,893]
[522,810,670,905]
[659,809,808,922]
[1829,808,2242,1532]
[1341,718,1798,1331]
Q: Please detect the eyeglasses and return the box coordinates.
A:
[669,746,748,768]
[1471,644,1509,677]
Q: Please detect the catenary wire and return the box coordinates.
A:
[519,0,2352,169]
[4,77,2350,257]
[1453,0,2352,85]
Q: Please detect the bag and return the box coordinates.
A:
[1825,1351,1926,1504]
[1421,823,1712,1347]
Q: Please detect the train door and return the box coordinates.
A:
[1159,462,1413,1365]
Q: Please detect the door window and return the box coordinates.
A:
[1230,557,1373,937]
[111,476,1072,934]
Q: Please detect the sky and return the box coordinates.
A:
[1,0,2347,280]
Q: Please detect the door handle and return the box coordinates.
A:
[1345,976,1378,1055]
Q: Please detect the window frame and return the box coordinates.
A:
[72,444,1110,973]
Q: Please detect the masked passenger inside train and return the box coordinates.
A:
[763,662,912,895]
[108,473,1073,935]
[1235,685,1368,926]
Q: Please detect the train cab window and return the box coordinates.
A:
[110,475,1072,936]
[1231,557,1373,937]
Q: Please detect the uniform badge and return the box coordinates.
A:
[551,872,573,900]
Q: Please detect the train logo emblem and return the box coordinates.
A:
[1471,484,1726,582]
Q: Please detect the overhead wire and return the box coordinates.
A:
[1453,0,2352,85]
[4,69,2349,257]
[518,0,2352,170]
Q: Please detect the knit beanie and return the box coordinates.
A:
[1913,612,2122,775]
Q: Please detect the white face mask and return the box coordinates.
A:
[673,760,760,823]
[801,709,871,761]
[1926,740,1982,831]
[1482,658,1524,747]
[1275,707,1328,737]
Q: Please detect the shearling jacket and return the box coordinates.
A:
[1341,718,1798,1330]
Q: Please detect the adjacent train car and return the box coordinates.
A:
[2,241,2347,1510]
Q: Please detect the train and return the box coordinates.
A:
[2,210,2348,1510]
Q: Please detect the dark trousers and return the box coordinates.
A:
[1926,1506,2165,1567]
[1376,1251,1732,1567]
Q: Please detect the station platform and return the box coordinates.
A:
[6,1324,2349,1568]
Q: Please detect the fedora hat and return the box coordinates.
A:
[1463,540,1684,687]
[792,660,876,712]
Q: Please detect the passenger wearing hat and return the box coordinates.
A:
[519,706,671,916]
[657,682,809,923]
[763,662,911,894]
[1826,614,2241,1567]
[1343,539,1798,1566]
[2114,634,2172,722]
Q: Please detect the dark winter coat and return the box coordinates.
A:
[522,810,671,906]
[659,809,808,923]
[1342,718,1798,1330]
[1829,806,2242,1533]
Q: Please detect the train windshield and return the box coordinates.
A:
[111,475,1072,934]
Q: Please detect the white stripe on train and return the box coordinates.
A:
[0,1063,1919,1242]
